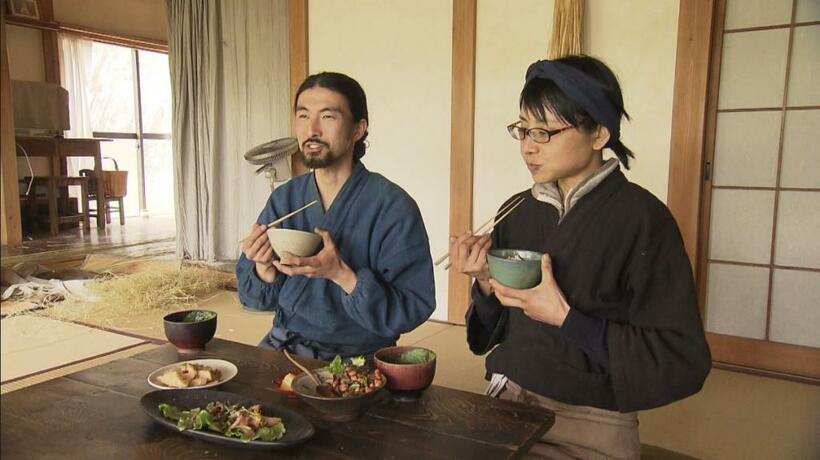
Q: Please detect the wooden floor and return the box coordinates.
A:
[1,215,176,268]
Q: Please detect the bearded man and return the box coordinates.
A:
[237,72,435,360]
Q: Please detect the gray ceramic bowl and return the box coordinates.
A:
[266,228,322,258]
[374,346,436,401]
[487,249,543,289]
[291,369,386,422]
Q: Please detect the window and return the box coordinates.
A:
[698,0,819,380]
[83,42,173,217]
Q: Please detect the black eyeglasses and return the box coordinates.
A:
[507,122,574,143]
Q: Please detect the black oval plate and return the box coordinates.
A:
[141,389,314,450]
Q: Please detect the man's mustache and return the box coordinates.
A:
[302,138,329,149]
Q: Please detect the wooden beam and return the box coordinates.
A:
[708,333,820,382]
[38,0,59,83]
[1,9,23,246]
[666,0,715,280]
[59,24,168,53]
[447,0,477,324]
[288,0,309,176]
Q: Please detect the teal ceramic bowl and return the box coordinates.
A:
[487,249,543,289]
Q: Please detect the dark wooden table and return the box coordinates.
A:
[1,338,554,459]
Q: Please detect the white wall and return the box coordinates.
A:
[474,0,680,219]
[6,25,44,82]
[473,0,554,228]
[585,0,680,202]
[308,0,453,320]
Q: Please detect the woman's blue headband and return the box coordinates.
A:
[525,60,620,148]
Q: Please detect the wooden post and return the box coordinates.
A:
[666,0,716,279]
[39,0,60,84]
[447,0,477,324]
[288,0,309,177]
[1,8,23,246]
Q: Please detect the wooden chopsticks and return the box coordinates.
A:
[434,195,525,268]
[238,200,319,244]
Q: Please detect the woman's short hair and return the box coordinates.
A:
[520,55,635,169]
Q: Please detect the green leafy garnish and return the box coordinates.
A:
[158,403,182,421]
[326,355,366,376]
[392,349,433,365]
[157,402,286,442]
[183,311,216,322]
[326,355,345,375]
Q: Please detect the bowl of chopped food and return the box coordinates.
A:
[291,355,387,422]
[163,310,218,353]
[266,228,322,258]
[486,249,543,289]
[148,359,238,390]
[374,346,436,401]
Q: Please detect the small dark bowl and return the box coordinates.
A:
[291,369,386,422]
[374,346,436,401]
[163,310,217,353]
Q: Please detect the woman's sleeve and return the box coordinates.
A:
[465,214,509,355]
[605,211,712,412]
[465,281,509,355]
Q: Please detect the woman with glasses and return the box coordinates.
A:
[449,55,711,459]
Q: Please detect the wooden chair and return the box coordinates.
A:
[79,168,127,225]
[27,176,91,236]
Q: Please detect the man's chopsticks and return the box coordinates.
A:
[434,195,525,268]
[238,200,319,244]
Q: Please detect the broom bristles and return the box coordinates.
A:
[549,0,583,59]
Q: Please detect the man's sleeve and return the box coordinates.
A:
[235,193,286,311]
[338,200,435,338]
[236,254,283,311]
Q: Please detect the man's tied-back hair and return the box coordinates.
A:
[295,72,370,160]
[522,55,635,169]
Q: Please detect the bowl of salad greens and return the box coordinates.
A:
[291,355,387,422]
[374,346,436,401]
[163,310,217,353]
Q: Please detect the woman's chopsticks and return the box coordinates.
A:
[434,195,525,269]
[238,200,319,244]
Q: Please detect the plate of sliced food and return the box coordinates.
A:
[148,359,238,390]
[141,389,314,449]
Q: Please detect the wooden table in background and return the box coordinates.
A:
[15,136,109,230]
[0,339,555,459]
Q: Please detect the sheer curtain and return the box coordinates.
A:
[59,34,95,175]
[166,0,291,262]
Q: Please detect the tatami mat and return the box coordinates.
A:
[51,290,276,346]
[1,315,147,383]
[1,342,157,394]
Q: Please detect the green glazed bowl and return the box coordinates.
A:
[487,249,543,289]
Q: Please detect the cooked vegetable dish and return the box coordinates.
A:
[323,355,385,397]
[158,401,286,442]
[156,362,221,388]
